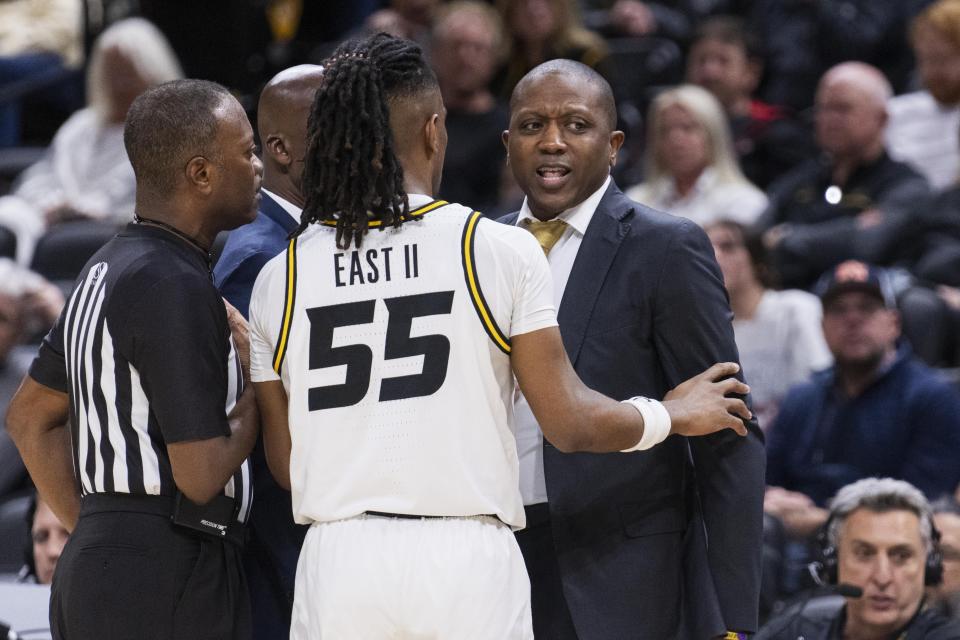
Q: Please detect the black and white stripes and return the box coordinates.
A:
[58,257,251,521]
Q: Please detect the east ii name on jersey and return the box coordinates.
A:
[333,243,421,287]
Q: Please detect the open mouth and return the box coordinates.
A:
[536,165,571,188]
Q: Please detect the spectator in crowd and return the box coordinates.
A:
[758,62,929,290]
[765,261,960,544]
[0,17,183,266]
[885,153,960,367]
[0,259,62,501]
[887,0,960,191]
[931,496,960,622]
[0,0,83,147]
[18,494,69,585]
[581,0,747,42]
[364,0,440,46]
[756,478,960,640]
[685,16,813,189]
[430,1,509,214]
[626,84,767,227]
[214,64,323,640]
[705,220,831,430]
[493,0,611,100]
[748,1,923,113]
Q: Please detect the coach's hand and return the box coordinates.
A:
[662,362,751,438]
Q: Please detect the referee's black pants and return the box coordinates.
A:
[50,494,251,640]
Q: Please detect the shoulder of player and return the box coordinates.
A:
[250,244,290,293]
[466,211,543,259]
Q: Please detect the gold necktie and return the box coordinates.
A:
[266,0,303,42]
[524,219,567,255]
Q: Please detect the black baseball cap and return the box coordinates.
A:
[815,260,895,308]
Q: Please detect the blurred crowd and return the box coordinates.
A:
[2,0,960,630]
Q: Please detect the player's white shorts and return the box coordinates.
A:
[291,513,533,640]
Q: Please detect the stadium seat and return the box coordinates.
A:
[30,219,122,284]
[605,37,684,109]
[0,224,15,259]
[0,492,30,576]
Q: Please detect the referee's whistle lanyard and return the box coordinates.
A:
[134,214,214,272]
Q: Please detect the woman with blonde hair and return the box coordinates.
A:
[627,84,767,227]
[0,18,183,264]
[493,0,610,99]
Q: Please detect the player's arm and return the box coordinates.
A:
[6,376,79,530]
[511,326,750,453]
[252,380,291,490]
[247,261,292,490]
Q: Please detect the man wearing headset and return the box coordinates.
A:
[756,477,960,639]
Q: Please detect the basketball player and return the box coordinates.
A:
[248,34,751,639]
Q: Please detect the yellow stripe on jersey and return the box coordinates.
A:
[461,212,511,355]
[272,237,298,374]
[318,199,449,228]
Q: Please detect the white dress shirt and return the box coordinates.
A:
[513,175,610,505]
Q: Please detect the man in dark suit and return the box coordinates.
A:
[501,59,765,639]
[213,64,323,640]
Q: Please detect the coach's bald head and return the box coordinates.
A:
[257,64,324,207]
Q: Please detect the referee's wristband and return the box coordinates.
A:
[620,396,671,452]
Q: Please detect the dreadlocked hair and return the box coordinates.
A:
[297,33,437,250]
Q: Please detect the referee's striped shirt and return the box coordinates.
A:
[29,223,252,522]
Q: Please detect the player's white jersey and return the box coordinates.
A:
[249,194,556,529]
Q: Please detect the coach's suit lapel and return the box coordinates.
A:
[557,184,633,367]
[259,191,300,235]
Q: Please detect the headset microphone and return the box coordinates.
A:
[806,561,863,598]
[833,583,863,599]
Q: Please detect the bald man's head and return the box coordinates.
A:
[510,59,617,129]
[257,64,324,203]
[815,62,891,160]
[818,61,892,110]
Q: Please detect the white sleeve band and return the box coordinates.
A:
[620,396,672,452]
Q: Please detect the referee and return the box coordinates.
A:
[6,80,261,640]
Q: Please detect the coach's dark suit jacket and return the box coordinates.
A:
[502,182,765,639]
[214,191,307,640]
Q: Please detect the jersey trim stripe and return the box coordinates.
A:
[461,211,511,355]
[317,199,449,228]
[272,237,298,374]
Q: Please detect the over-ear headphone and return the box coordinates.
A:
[811,511,943,587]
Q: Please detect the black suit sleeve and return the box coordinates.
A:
[652,219,766,632]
